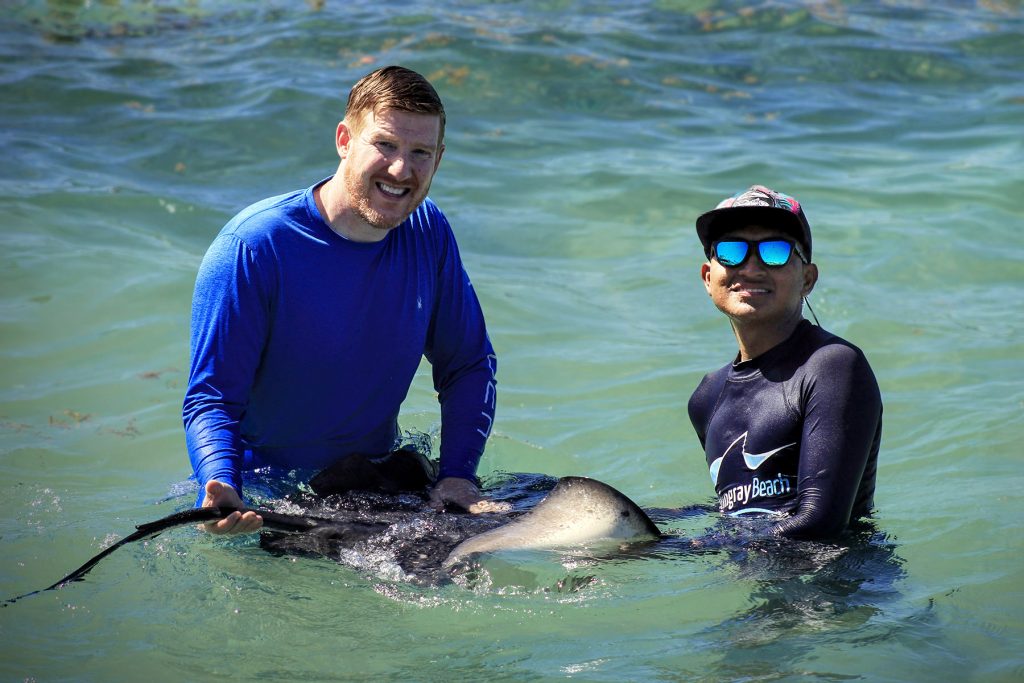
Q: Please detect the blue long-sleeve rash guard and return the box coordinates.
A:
[688,321,881,539]
[183,180,496,500]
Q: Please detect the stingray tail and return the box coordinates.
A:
[3,506,238,607]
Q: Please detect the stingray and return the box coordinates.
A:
[3,452,661,606]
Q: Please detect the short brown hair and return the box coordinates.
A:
[345,65,446,146]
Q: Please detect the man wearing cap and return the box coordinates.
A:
[688,185,882,539]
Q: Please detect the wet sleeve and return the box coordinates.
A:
[771,344,882,538]
[182,233,271,501]
[424,219,497,482]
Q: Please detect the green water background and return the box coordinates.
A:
[1,1,1022,681]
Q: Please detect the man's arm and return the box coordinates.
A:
[422,209,501,512]
[771,343,882,538]
[183,232,271,512]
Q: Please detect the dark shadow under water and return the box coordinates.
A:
[642,507,910,677]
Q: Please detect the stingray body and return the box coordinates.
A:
[255,488,509,584]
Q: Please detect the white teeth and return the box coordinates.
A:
[378,182,407,197]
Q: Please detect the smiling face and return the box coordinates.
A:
[334,107,444,241]
[701,224,818,334]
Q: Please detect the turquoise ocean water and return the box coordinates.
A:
[2,1,1022,680]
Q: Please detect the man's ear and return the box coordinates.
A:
[433,143,445,173]
[802,262,819,296]
[701,261,713,295]
[336,121,352,160]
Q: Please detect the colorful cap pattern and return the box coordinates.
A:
[696,185,812,259]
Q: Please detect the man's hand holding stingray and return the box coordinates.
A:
[200,480,263,534]
[429,477,512,514]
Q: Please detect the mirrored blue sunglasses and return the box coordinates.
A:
[711,239,807,268]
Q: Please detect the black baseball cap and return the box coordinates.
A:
[696,185,812,260]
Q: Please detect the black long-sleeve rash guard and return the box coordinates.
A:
[688,320,882,539]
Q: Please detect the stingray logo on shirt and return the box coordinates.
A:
[710,431,796,512]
